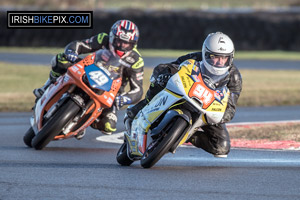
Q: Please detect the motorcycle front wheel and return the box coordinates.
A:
[23,127,35,148]
[116,141,134,166]
[140,117,188,168]
[31,99,80,150]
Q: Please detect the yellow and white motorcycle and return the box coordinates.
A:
[116,59,230,168]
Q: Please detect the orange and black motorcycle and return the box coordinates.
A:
[23,49,122,150]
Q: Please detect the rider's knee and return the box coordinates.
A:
[216,139,230,155]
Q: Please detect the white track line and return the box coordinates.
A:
[96,132,124,144]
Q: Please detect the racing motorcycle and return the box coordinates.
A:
[116,59,230,168]
[23,49,122,150]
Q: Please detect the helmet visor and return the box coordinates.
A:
[205,52,232,68]
[114,38,135,52]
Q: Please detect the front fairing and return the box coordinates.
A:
[85,49,122,92]
[68,49,122,108]
[171,59,230,122]
[126,89,183,157]
[94,49,122,77]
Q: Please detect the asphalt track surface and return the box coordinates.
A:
[1,111,300,200]
[1,108,300,199]
[1,53,300,199]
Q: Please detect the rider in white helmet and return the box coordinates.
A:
[128,32,242,158]
[202,32,234,76]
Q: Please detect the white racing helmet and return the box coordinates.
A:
[202,32,234,75]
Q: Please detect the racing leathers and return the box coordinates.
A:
[128,52,242,157]
[51,33,144,134]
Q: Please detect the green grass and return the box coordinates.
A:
[1,62,300,111]
[0,63,50,111]
[237,69,300,106]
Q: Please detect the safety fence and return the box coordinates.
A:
[1,9,300,50]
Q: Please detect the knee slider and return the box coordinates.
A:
[216,140,230,155]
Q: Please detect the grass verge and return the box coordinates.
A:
[0,62,50,112]
[229,122,300,142]
[237,69,300,106]
[1,63,300,111]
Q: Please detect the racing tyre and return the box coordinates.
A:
[141,118,188,168]
[32,99,80,150]
[116,141,134,166]
[23,127,35,148]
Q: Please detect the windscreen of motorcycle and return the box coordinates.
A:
[199,61,230,90]
[94,49,122,79]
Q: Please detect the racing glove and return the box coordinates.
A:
[156,73,172,87]
[114,96,132,110]
[65,50,78,62]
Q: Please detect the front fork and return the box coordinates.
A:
[61,99,94,135]
[31,92,70,135]
[182,114,205,142]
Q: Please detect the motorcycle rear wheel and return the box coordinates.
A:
[140,117,188,168]
[23,127,35,148]
[116,141,134,166]
[32,99,80,150]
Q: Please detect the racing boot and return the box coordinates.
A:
[91,107,117,135]
[33,71,59,99]
[33,78,51,99]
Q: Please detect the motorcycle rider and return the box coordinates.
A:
[127,32,242,157]
[33,19,144,136]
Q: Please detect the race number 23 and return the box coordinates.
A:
[89,71,109,86]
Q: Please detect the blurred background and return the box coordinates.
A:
[1,0,300,51]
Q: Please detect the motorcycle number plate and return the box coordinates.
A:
[85,64,113,91]
[89,71,109,86]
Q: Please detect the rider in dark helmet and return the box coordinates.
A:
[33,19,144,136]
[128,32,242,157]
